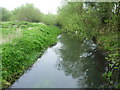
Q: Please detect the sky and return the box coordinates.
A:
[0,0,63,14]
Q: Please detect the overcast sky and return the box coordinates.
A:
[0,0,62,14]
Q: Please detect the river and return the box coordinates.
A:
[11,33,106,88]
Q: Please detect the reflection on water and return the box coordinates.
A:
[55,33,106,88]
[11,33,106,88]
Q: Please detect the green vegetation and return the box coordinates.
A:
[41,13,58,25]
[12,3,42,22]
[0,7,12,21]
[1,1,120,89]
[57,2,120,88]
[1,22,60,88]
[0,3,58,25]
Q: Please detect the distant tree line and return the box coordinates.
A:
[0,7,12,21]
[0,3,57,25]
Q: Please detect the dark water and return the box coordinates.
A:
[11,33,106,88]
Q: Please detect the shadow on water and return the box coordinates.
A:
[10,33,107,88]
[55,33,106,88]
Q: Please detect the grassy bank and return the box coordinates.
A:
[1,22,61,88]
[96,30,120,88]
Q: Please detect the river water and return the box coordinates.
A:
[11,33,106,88]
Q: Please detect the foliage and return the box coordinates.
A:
[0,3,59,26]
[98,31,120,88]
[41,13,58,25]
[0,7,12,21]
[57,1,120,88]
[1,1,120,88]
[1,22,61,88]
[12,3,42,22]
[57,2,100,39]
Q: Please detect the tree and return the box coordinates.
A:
[41,13,57,25]
[13,3,42,22]
[0,7,12,21]
[57,1,120,87]
[57,2,100,39]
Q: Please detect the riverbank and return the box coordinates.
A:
[96,30,120,88]
[10,33,107,88]
[63,30,120,88]
[1,22,61,88]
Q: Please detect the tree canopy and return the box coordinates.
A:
[0,7,12,21]
[13,3,42,22]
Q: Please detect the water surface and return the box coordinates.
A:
[11,33,106,88]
